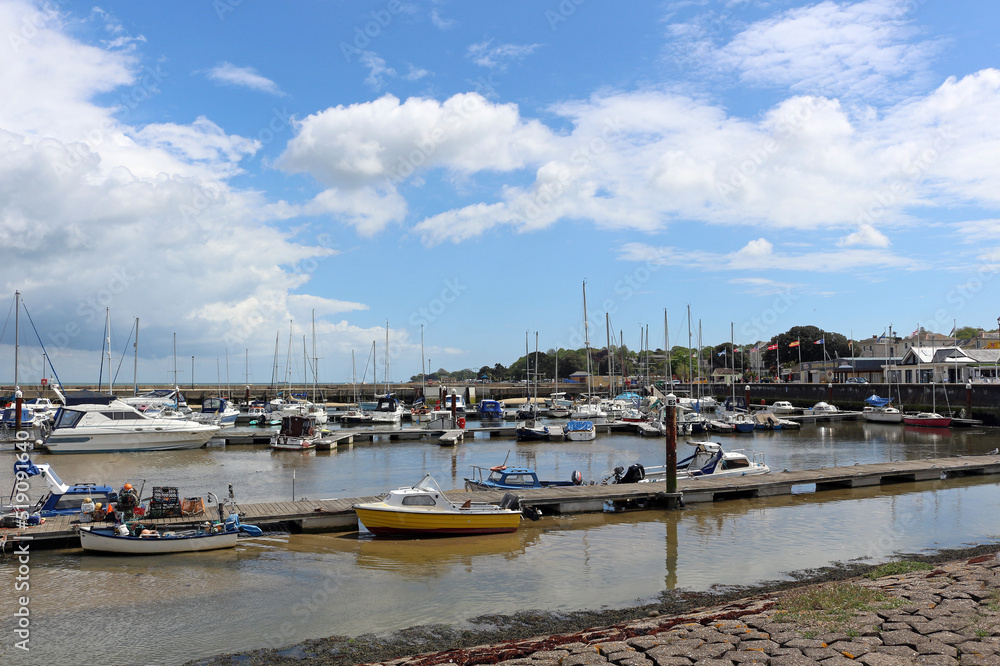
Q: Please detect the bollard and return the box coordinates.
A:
[14,387,22,435]
[665,393,677,498]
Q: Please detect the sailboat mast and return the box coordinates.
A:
[420,324,425,390]
[351,349,357,404]
[605,313,613,396]
[106,308,113,394]
[284,320,293,392]
[664,309,671,387]
[173,332,178,387]
[13,291,19,391]
[384,321,389,394]
[686,305,692,383]
[133,317,139,396]
[534,331,539,406]
[311,310,317,402]
[583,281,593,400]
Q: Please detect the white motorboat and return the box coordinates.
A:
[370,394,404,423]
[43,401,220,454]
[806,402,839,414]
[563,419,596,441]
[280,400,329,425]
[771,401,797,414]
[635,440,770,481]
[862,394,904,424]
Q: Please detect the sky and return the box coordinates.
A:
[2,0,1000,386]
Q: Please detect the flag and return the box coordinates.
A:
[877,333,886,341]
[814,338,824,345]
[910,329,919,337]
[848,340,853,348]
[749,346,758,352]
[767,344,778,350]
[717,350,726,356]
[789,340,800,347]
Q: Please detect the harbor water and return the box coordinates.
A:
[3,419,1000,664]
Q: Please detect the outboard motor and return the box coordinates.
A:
[571,470,583,485]
[498,492,520,511]
[611,466,625,483]
[619,464,645,484]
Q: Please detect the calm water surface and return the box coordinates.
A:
[3,420,1000,665]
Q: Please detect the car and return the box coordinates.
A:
[846,377,868,384]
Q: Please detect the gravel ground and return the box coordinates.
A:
[187,543,1000,666]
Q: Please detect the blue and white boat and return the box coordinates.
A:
[193,397,240,427]
[464,465,583,491]
[5,458,116,517]
[563,419,596,441]
[478,399,505,421]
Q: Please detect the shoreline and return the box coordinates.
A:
[188,542,1000,666]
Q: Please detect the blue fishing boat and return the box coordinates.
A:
[464,465,583,491]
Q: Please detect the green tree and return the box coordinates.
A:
[955,326,979,340]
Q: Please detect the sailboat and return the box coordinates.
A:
[371,323,403,424]
[903,382,952,427]
[570,282,607,422]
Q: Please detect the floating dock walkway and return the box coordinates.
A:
[6,453,1000,550]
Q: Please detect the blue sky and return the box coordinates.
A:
[2,0,1000,385]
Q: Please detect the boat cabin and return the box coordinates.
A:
[278,415,317,437]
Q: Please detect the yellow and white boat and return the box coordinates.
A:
[354,475,522,536]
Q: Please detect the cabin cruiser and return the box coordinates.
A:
[192,397,240,427]
[44,401,220,453]
[370,394,404,423]
[279,399,329,425]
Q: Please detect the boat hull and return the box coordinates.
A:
[79,526,238,554]
[44,427,217,454]
[863,410,904,423]
[354,506,520,536]
[904,416,952,427]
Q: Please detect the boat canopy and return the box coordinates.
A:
[865,394,893,408]
[565,420,593,431]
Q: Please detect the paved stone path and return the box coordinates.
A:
[369,554,1000,666]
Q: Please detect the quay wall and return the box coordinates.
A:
[6,381,999,424]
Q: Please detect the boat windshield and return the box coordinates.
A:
[52,408,85,430]
[412,474,443,493]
